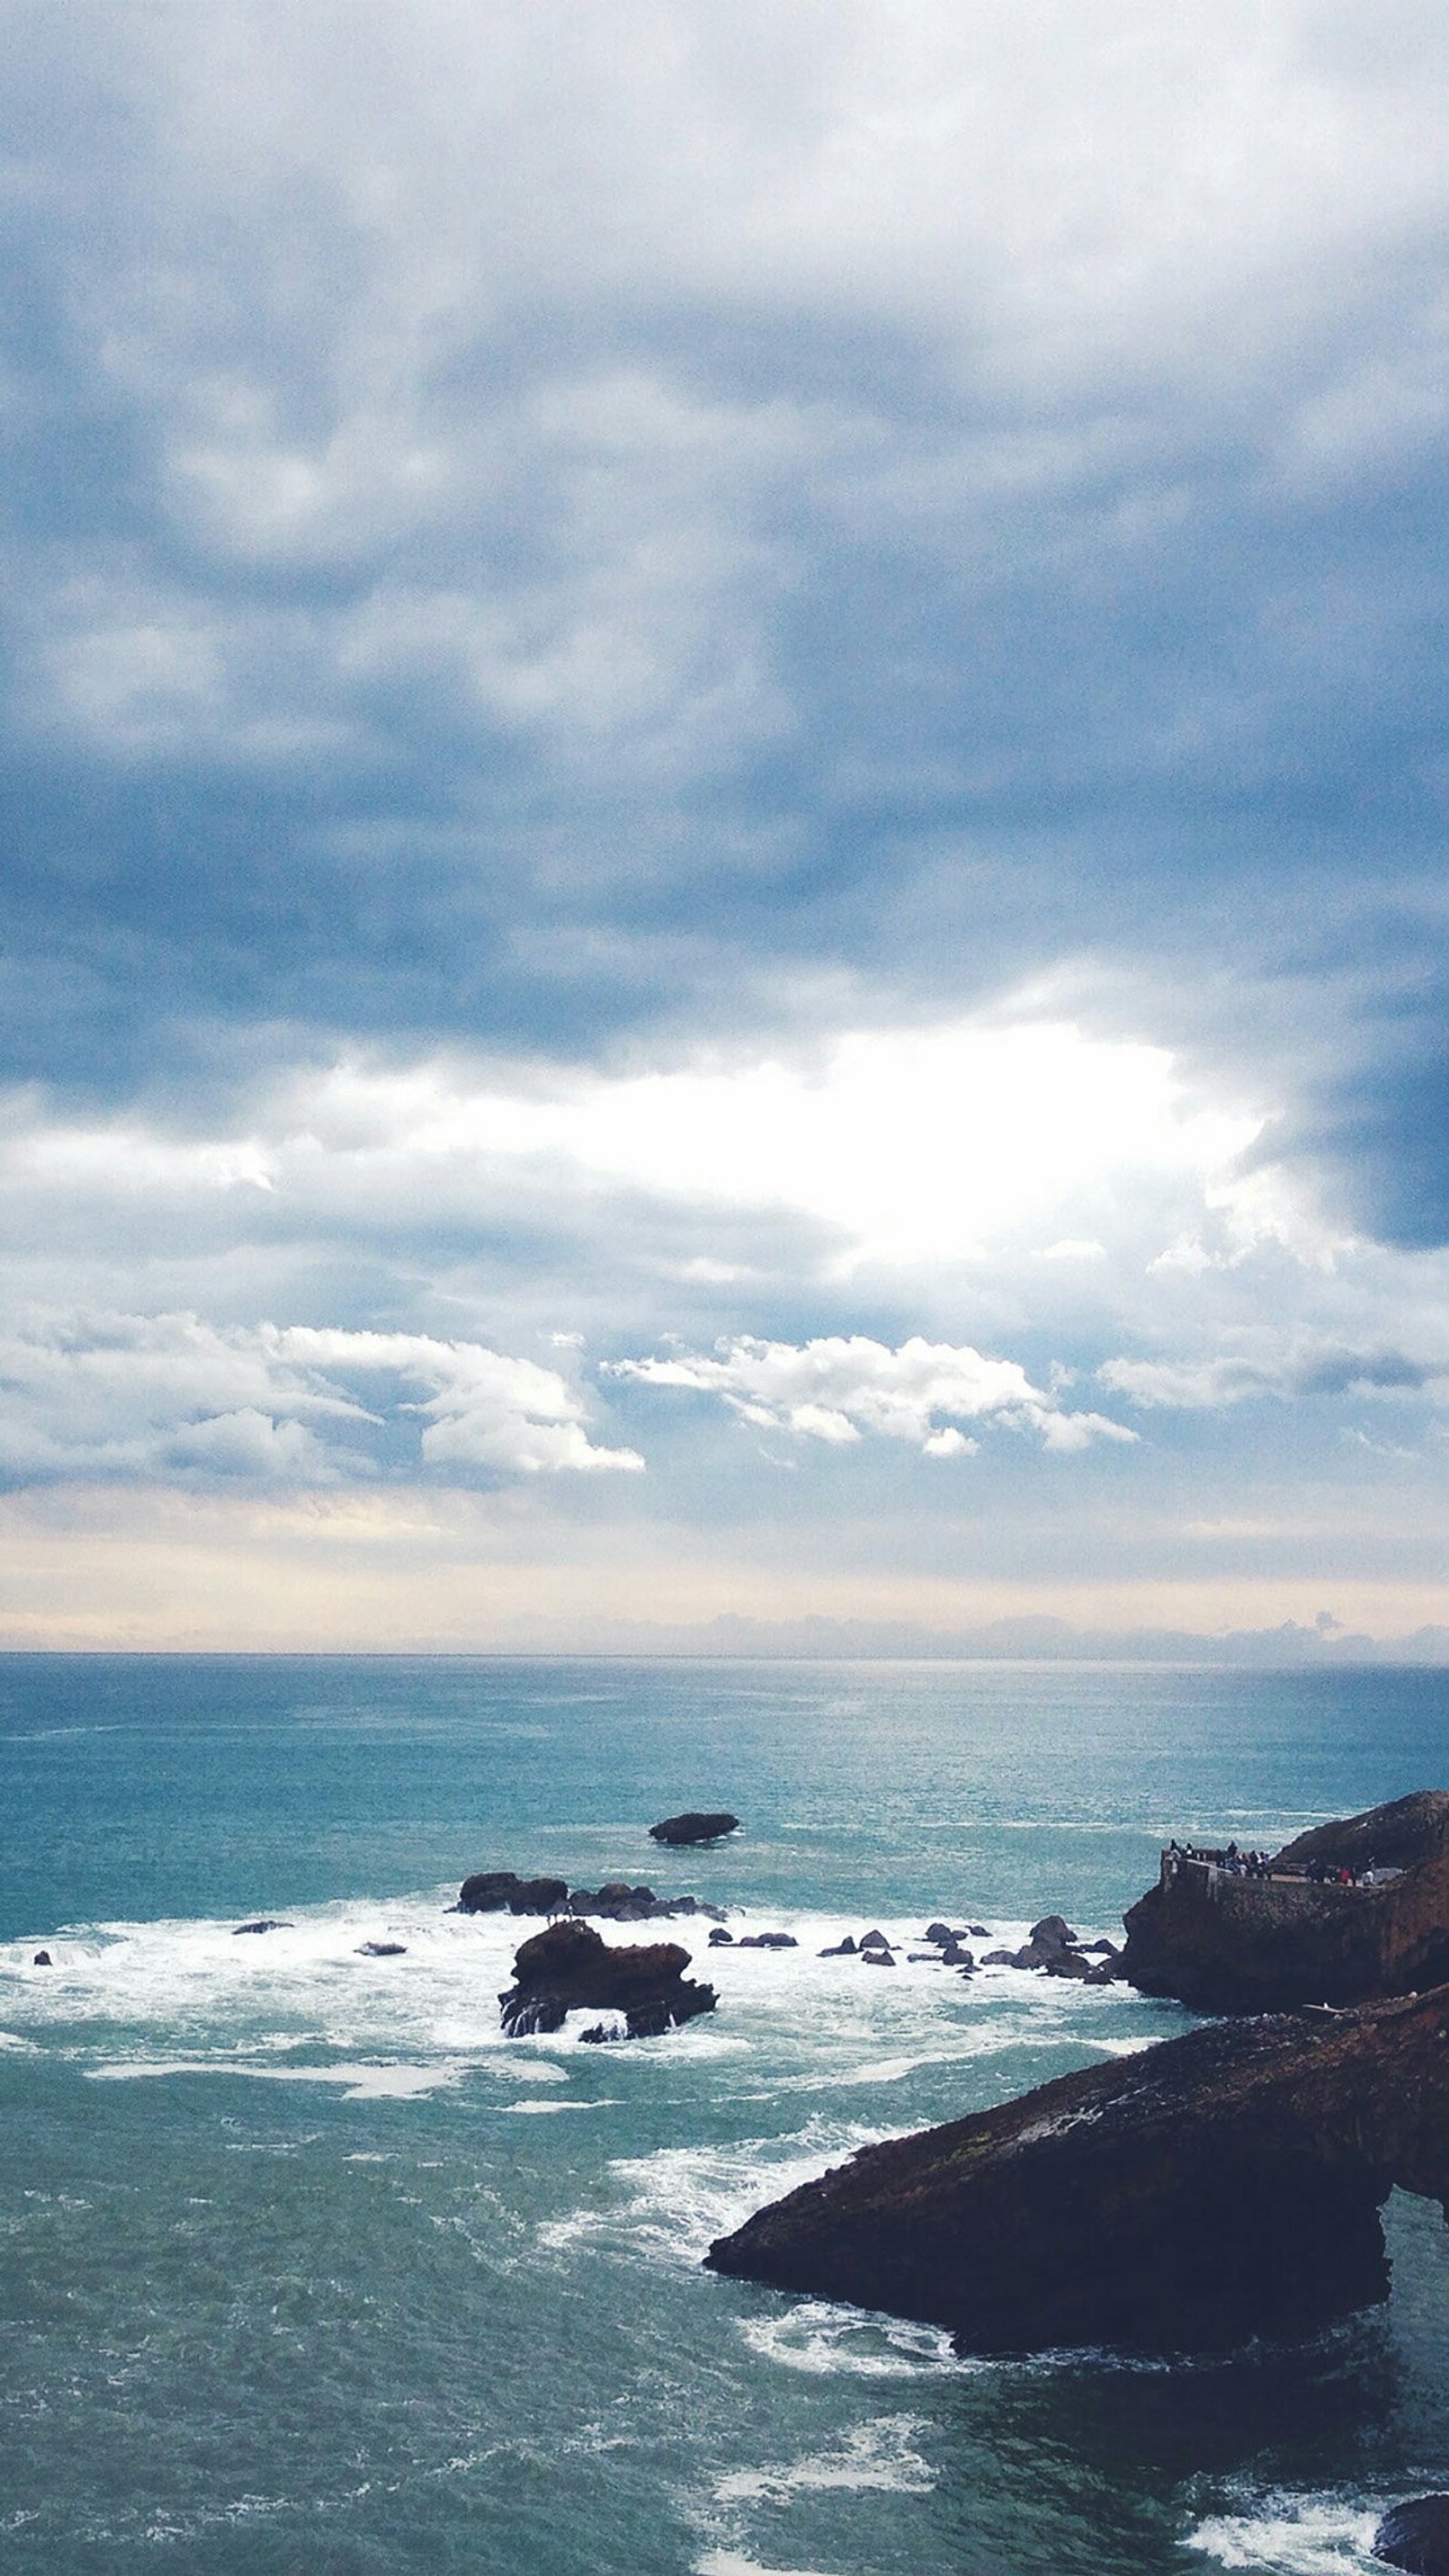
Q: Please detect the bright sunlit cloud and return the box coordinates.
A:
[282,1018,1264,1267]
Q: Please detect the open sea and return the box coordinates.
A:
[4,1654,1449,2576]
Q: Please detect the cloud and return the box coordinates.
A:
[1100,1342,1443,1411]
[0,1312,641,1485]
[610,1333,1136,1456]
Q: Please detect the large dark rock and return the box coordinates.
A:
[499,1918,717,2040]
[1376,2496,1449,2573]
[648,1811,740,1846]
[706,1985,1449,2355]
[456,1871,570,1917]
[1122,1792,1449,2011]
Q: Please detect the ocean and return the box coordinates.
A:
[3,1653,1449,2575]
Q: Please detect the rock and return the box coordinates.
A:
[648,1812,740,1847]
[860,1948,897,1967]
[232,1918,292,1935]
[859,1929,891,1951]
[924,1921,955,1945]
[708,1927,734,1946]
[1042,1949,1096,1979]
[907,1950,945,1962]
[1122,1791,1449,2012]
[456,1871,571,1917]
[569,1882,723,1923]
[707,1985,1449,2355]
[32,1950,51,1966]
[820,1936,857,1956]
[940,1945,975,1969]
[356,1941,407,1956]
[968,1925,991,1938]
[735,1932,799,1949]
[1080,1939,1118,1955]
[499,1918,717,2041]
[1029,1915,1078,1952]
[981,1948,1020,1966]
[1376,2496,1449,2572]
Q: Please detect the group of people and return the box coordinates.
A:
[1165,1837,1364,1886]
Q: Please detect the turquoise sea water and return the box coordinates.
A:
[4,1654,1449,2575]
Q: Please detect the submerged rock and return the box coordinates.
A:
[499,1918,717,2041]
[707,1985,1449,2355]
[648,1811,740,1847]
[1376,2496,1449,2573]
[1122,1791,1449,2012]
[232,1918,292,1935]
[357,1941,407,1956]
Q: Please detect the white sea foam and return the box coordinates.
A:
[1186,2498,1382,2571]
[87,2057,469,2100]
[715,2415,935,2503]
[696,2555,838,2576]
[537,2119,890,2266]
[739,2300,971,2379]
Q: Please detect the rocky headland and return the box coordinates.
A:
[1121,1791,1449,2012]
[707,1985,1449,2353]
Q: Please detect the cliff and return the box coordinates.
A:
[1120,1792,1449,2012]
[706,1986,1449,2354]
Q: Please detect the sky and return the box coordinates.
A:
[4,0,1449,1652]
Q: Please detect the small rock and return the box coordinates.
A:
[819,1936,857,1956]
[735,1932,798,1950]
[233,1918,292,1936]
[940,1945,975,1969]
[859,1928,892,1951]
[708,1927,734,1946]
[860,1949,897,1967]
[648,1812,740,1847]
[968,1925,991,1938]
[32,1949,52,1966]
[1029,1916,1079,1952]
[924,1921,955,1945]
[1043,1950,1096,1980]
[356,1941,407,1957]
[1375,2496,1449,2573]
[982,1947,1021,1966]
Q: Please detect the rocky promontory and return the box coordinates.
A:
[707,1985,1449,2353]
[1121,1791,1449,2011]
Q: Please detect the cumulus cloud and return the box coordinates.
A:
[610,1334,1136,1455]
[0,1312,641,1485]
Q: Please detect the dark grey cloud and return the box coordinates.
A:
[0,1,1445,1242]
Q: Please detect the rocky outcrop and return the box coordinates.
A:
[499,1918,717,2040]
[1122,1792,1449,2011]
[707,1985,1449,2354]
[457,1871,570,1917]
[1376,2496,1449,2573]
[648,1811,740,1846]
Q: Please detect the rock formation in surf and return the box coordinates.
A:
[707,1985,1449,2354]
[1121,1791,1449,2011]
[499,1918,717,2040]
[1376,2494,1449,2574]
[648,1811,740,1846]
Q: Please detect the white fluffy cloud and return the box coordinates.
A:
[0,1312,641,1485]
[610,1333,1136,1456]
